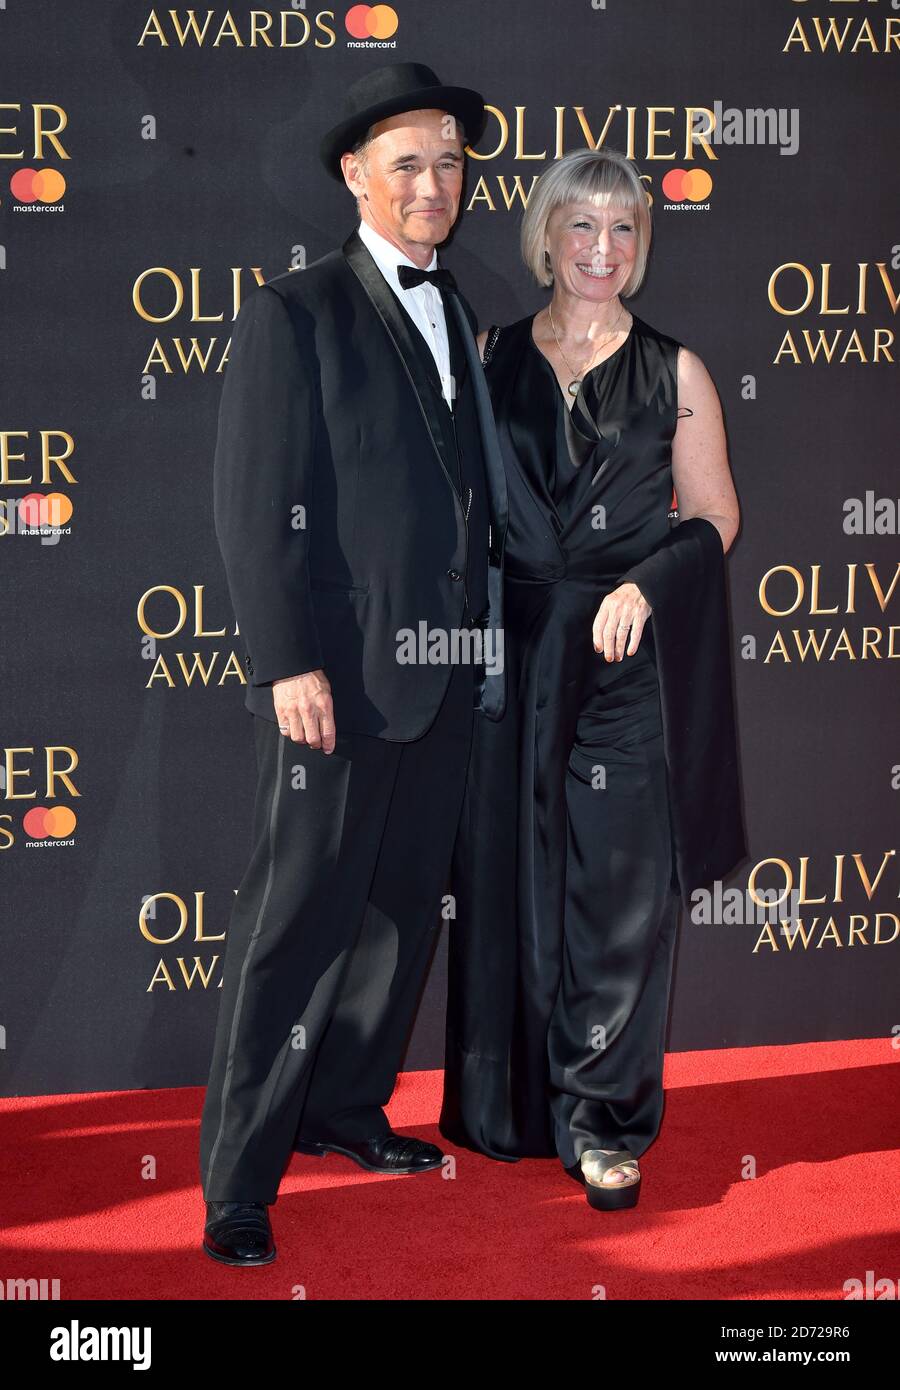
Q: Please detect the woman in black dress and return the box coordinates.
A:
[440,148,746,1210]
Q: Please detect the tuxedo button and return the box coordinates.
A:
[447,569,462,582]
[245,655,254,675]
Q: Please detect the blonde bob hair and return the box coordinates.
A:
[521,148,651,298]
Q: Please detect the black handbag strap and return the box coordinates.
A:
[481,324,501,366]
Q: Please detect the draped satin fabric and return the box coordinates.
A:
[439,313,746,1166]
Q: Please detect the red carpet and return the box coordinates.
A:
[3,1039,897,1300]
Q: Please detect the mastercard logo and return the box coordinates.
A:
[661,168,713,203]
[23,805,77,839]
[345,5,399,39]
[18,492,73,527]
[10,167,66,204]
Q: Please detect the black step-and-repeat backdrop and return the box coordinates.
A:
[1,1,896,1097]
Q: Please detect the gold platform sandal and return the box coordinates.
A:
[578,1148,641,1210]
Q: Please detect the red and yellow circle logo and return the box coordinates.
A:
[23,806,77,839]
[661,168,713,203]
[345,5,399,40]
[18,492,73,527]
[10,167,66,204]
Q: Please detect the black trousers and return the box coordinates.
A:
[441,609,681,1168]
[548,634,681,1168]
[199,662,474,1204]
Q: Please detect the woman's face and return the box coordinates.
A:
[545,200,637,304]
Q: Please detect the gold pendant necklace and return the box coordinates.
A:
[548,302,626,397]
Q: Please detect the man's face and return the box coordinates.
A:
[342,108,465,264]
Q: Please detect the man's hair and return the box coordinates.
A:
[350,125,375,173]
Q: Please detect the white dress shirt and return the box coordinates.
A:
[357,218,455,410]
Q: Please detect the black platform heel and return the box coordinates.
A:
[574,1149,641,1210]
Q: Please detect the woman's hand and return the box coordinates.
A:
[592,582,651,661]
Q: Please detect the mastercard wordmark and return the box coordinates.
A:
[345,5,399,40]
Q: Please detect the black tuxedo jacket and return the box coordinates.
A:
[213,228,508,739]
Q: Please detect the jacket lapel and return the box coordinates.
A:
[342,229,458,480]
[342,228,508,721]
[445,292,509,720]
[444,299,470,407]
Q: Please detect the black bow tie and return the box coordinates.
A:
[397,263,458,295]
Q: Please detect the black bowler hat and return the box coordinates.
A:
[319,62,487,183]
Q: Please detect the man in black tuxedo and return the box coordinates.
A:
[200,63,507,1265]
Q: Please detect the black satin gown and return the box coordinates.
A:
[440,311,685,1170]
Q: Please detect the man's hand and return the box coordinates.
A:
[272,670,336,752]
[592,582,652,662]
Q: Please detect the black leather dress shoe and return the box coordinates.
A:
[295,1131,443,1174]
[203,1201,276,1266]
